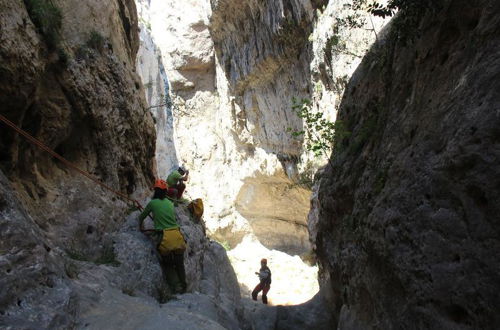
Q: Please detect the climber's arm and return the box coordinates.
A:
[138,202,152,231]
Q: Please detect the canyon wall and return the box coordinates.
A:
[312,0,500,328]
[135,0,386,251]
[135,0,388,310]
[0,0,155,253]
[4,0,496,329]
[0,1,242,328]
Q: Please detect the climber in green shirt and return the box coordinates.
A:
[166,166,189,200]
[139,197,177,230]
[139,179,187,293]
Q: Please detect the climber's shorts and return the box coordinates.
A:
[157,228,186,256]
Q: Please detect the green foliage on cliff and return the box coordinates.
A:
[288,97,350,160]
[346,0,443,43]
[23,0,62,49]
[215,239,231,251]
[87,30,106,51]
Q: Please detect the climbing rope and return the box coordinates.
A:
[0,113,144,210]
[0,113,169,292]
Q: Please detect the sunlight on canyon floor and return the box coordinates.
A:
[228,236,319,306]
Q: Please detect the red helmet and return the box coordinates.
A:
[261,258,267,264]
[154,179,168,190]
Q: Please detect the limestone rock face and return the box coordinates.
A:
[1,165,242,328]
[235,173,311,254]
[78,206,243,330]
[0,2,156,324]
[242,292,334,330]
[1,1,243,328]
[134,0,386,248]
[313,1,500,328]
[137,0,214,94]
[136,21,178,176]
[0,0,156,255]
[0,170,74,329]
[134,0,386,316]
[210,0,323,156]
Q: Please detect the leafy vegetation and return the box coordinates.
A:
[86,30,106,51]
[23,0,63,49]
[288,97,350,163]
[215,239,231,251]
[296,160,317,189]
[345,0,443,43]
[66,249,88,262]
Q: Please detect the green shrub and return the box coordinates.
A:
[288,97,350,162]
[66,249,88,262]
[215,239,231,251]
[340,0,443,44]
[86,30,106,51]
[23,0,62,49]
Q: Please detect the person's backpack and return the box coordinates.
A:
[188,198,204,221]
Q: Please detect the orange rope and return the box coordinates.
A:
[0,114,144,210]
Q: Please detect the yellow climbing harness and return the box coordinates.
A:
[157,228,186,255]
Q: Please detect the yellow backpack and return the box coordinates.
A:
[188,198,204,221]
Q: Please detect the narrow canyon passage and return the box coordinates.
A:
[1,0,499,329]
[230,172,319,306]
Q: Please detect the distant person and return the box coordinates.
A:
[252,258,272,304]
[139,179,187,293]
[166,166,189,201]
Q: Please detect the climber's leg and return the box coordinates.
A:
[162,253,181,292]
[173,250,187,293]
[166,187,178,199]
[262,284,270,304]
[252,283,263,301]
[176,182,186,199]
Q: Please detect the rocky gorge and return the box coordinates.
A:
[1,0,499,329]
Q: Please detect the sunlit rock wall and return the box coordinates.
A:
[136,3,178,176]
[134,0,387,245]
[135,0,283,243]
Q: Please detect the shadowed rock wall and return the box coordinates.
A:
[0,0,156,256]
[312,1,500,328]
